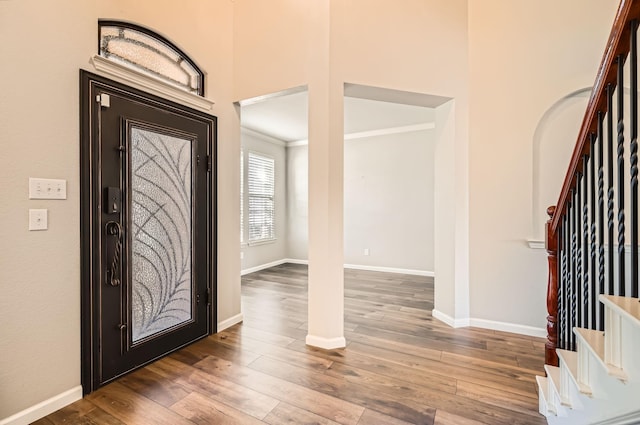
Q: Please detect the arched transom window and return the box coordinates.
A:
[98,21,204,96]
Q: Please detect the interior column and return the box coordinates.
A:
[306,1,345,348]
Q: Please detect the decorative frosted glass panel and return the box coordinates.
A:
[130,127,193,343]
[99,22,204,95]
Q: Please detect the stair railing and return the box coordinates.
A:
[546,0,640,366]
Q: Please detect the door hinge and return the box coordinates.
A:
[207,155,212,172]
[96,93,110,108]
[206,288,212,305]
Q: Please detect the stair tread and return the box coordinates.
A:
[599,295,640,329]
[544,364,572,407]
[544,364,561,394]
[557,348,592,395]
[536,375,554,416]
[573,327,627,381]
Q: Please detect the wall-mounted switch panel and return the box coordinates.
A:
[29,178,66,200]
[29,209,48,231]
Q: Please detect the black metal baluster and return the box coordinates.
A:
[583,156,590,328]
[617,55,626,296]
[597,111,606,331]
[577,171,583,329]
[630,20,639,298]
[589,136,597,330]
[607,83,615,296]
[556,222,565,348]
[559,221,566,349]
[570,194,576,350]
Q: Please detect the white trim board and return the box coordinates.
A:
[526,239,545,250]
[432,309,546,338]
[241,259,289,276]
[241,127,287,147]
[217,313,243,331]
[306,334,346,350]
[0,386,82,425]
[290,122,435,147]
[242,259,433,277]
[344,263,434,277]
[90,55,214,112]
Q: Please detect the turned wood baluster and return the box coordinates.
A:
[545,205,559,366]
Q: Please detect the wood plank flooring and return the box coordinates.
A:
[34,263,546,425]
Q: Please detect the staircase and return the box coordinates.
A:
[537,295,640,424]
[539,0,640,423]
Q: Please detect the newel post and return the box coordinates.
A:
[545,205,559,366]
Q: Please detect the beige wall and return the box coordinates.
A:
[0,0,95,417]
[0,0,239,419]
[467,0,618,327]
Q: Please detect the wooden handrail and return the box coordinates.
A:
[551,0,640,233]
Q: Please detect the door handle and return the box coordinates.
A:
[105,221,123,287]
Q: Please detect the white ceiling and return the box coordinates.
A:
[240,85,447,143]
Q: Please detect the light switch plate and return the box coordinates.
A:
[29,209,48,231]
[29,178,66,200]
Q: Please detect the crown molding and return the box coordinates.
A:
[241,127,287,147]
[90,55,215,112]
[289,122,435,146]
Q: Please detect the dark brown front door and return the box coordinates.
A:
[80,71,216,393]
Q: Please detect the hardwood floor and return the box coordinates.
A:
[34,264,546,425]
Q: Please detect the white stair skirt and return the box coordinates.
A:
[537,296,640,424]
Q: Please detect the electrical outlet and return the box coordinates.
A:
[240,252,244,260]
[364,248,370,256]
[29,178,67,200]
[29,209,48,231]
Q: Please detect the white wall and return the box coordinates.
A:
[344,131,435,271]
[285,131,435,273]
[240,130,288,271]
[287,145,309,261]
[0,0,240,420]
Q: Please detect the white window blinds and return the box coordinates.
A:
[248,152,275,242]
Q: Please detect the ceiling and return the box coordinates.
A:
[240,84,449,144]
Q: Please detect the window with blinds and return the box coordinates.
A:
[247,152,275,242]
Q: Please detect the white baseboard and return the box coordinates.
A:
[432,309,470,328]
[242,259,433,278]
[0,385,82,425]
[305,334,346,350]
[283,258,308,265]
[241,259,288,276]
[431,309,546,338]
[217,313,243,331]
[469,318,546,338]
[344,263,434,277]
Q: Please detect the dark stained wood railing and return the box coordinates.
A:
[546,0,640,366]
